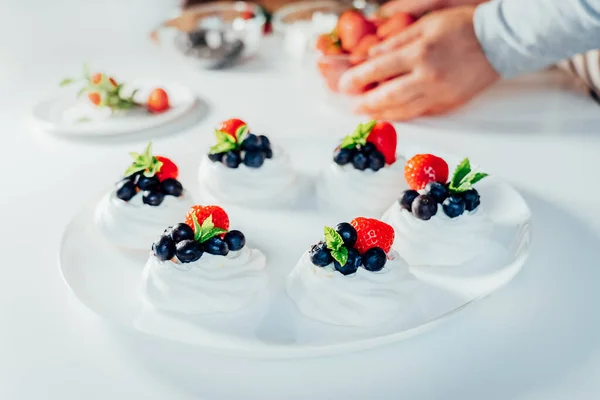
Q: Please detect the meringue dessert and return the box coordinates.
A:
[383,154,492,266]
[287,217,414,327]
[95,142,193,250]
[142,205,268,314]
[198,118,300,208]
[316,121,407,218]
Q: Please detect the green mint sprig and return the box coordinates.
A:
[339,120,377,149]
[123,142,163,178]
[209,125,249,155]
[324,226,348,266]
[448,158,488,192]
[192,214,228,243]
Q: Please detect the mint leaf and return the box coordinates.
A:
[210,141,236,155]
[124,164,146,177]
[360,120,377,135]
[214,129,236,145]
[60,78,74,87]
[235,125,249,144]
[193,215,228,243]
[469,172,489,185]
[324,226,344,251]
[340,136,357,149]
[330,247,348,266]
[192,214,203,241]
[451,158,471,188]
[144,142,153,159]
[200,227,228,243]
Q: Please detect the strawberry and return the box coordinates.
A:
[147,88,170,113]
[366,121,397,165]
[336,10,376,52]
[376,12,416,39]
[349,34,380,65]
[88,92,102,106]
[154,156,178,181]
[91,73,117,87]
[350,217,395,254]
[185,205,230,232]
[404,154,449,190]
[218,118,247,139]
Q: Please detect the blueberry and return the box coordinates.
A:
[223,151,241,168]
[125,171,142,181]
[224,230,246,251]
[352,152,369,171]
[368,151,385,171]
[142,190,165,206]
[334,247,362,276]
[175,240,203,263]
[462,189,481,211]
[335,222,357,247]
[399,190,419,211]
[115,179,136,201]
[442,195,466,218]
[309,241,333,267]
[169,223,195,243]
[263,148,273,159]
[333,147,355,165]
[135,174,160,191]
[412,194,438,220]
[203,236,230,256]
[241,134,262,151]
[160,178,183,197]
[243,151,265,168]
[258,135,271,150]
[361,142,376,155]
[208,152,224,162]
[363,247,387,272]
[152,235,175,261]
[425,182,449,203]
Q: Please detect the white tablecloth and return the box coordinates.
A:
[2,0,600,398]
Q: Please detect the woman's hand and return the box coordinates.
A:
[380,0,489,17]
[338,6,499,120]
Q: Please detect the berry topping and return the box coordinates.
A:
[323,226,350,266]
[160,178,183,197]
[309,241,333,267]
[363,247,387,272]
[361,142,376,154]
[333,147,355,166]
[366,121,397,165]
[223,151,242,168]
[203,236,230,256]
[404,154,449,190]
[124,142,175,182]
[337,121,397,169]
[142,190,165,206]
[88,92,102,106]
[147,88,170,113]
[168,223,195,243]
[115,179,136,201]
[352,152,368,171]
[208,119,274,169]
[243,150,266,168]
[399,189,419,211]
[335,222,357,248]
[463,189,481,212]
[258,135,271,149]
[185,205,230,232]
[411,194,438,221]
[175,240,203,263]
[218,118,247,139]
[334,247,362,275]
[135,175,160,191]
[153,235,176,261]
[208,153,225,163]
[425,181,449,203]
[448,158,488,194]
[350,217,395,254]
[224,230,246,251]
[368,151,385,172]
[336,10,376,52]
[240,133,262,151]
[263,147,274,159]
[154,156,178,181]
[442,195,466,218]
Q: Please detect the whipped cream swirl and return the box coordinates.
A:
[287,251,415,327]
[198,148,300,208]
[316,160,407,218]
[382,202,493,266]
[142,247,268,314]
[95,190,193,250]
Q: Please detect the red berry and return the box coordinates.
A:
[154,156,178,181]
[218,118,247,139]
[376,12,416,39]
[91,73,103,85]
[366,121,397,165]
[88,92,101,105]
[349,34,380,65]
[404,154,449,190]
[147,88,170,113]
[336,10,376,52]
[350,217,395,254]
[185,205,230,232]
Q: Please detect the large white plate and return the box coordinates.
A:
[59,141,531,358]
[32,80,197,137]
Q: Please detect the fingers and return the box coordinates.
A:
[369,23,422,57]
[355,73,423,112]
[364,95,433,121]
[380,0,445,17]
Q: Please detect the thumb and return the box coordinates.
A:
[380,0,445,17]
[369,22,423,57]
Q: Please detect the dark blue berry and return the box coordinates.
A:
[169,223,195,243]
[203,236,230,256]
[309,241,333,267]
[152,235,175,261]
[335,222,357,247]
[425,181,449,203]
[368,151,385,171]
[334,247,362,275]
[160,178,183,197]
[442,195,466,218]
[135,174,160,191]
[116,178,136,201]
[175,240,203,263]
[241,133,262,151]
[412,194,438,220]
[361,142,376,155]
[258,135,271,150]
[363,247,387,272]
[399,190,419,211]
[208,152,224,162]
[223,151,241,168]
[352,152,369,171]
[333,147,355,165]
[243,151,265,168]
[142,190,165,206]
[224,230,246,251]
[263,148,273,159]
[462,189,481,211]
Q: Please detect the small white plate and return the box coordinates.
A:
[32,80,197,137]
[59,142,531,358]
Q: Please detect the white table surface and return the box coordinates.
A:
[2,0,600,398]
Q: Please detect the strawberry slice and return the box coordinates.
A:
[336,10,376,52]
[404,154,449,190]
[154,156,178,181]
[218,118,247,139]
[185,205,230,232]
[350,217,395,254]
[367,121,397,165]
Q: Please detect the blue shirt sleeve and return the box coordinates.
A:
[474,0,600,78]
